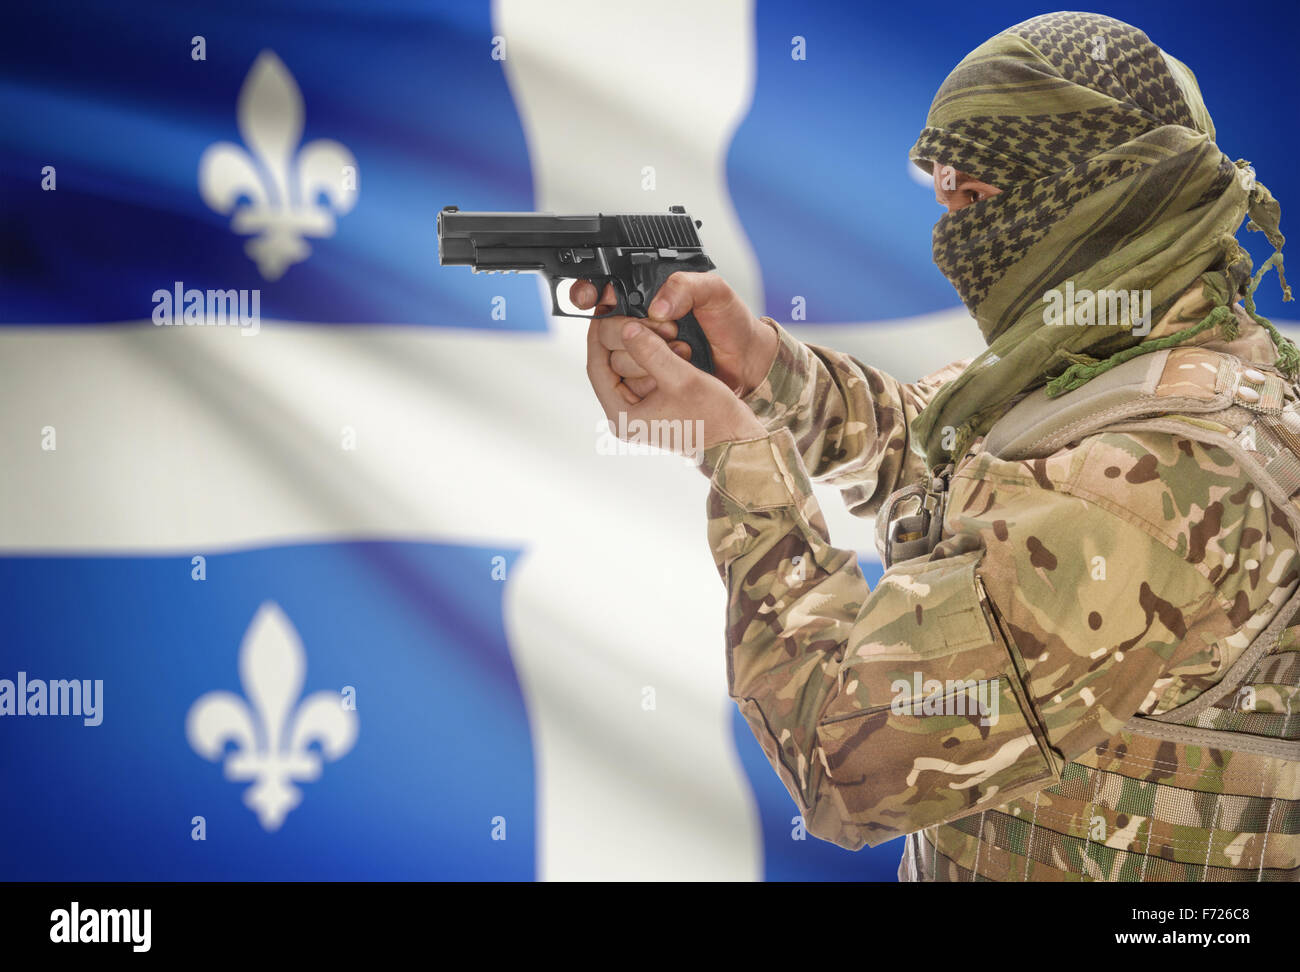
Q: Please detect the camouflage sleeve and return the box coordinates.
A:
[700,427,1235,850]
[742,317,969,515]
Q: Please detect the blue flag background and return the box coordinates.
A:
[2,0,1297,881]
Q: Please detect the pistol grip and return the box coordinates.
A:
[671,309,714,375]
[637,254,717,376]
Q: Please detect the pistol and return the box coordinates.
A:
[437,204,717,373]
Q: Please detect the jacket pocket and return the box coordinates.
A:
[812,548,1062,848]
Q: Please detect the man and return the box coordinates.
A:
[580,12,1298,880]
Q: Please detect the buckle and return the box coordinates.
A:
[877,467,951,568]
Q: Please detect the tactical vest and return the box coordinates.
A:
[880,346,1300,881]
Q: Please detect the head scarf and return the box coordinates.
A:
[908,11,1294,466]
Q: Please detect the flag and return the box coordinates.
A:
[2,0,1296,881]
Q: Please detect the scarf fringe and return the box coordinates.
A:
[1046,175,1298,398]
[1044,304,1235,396]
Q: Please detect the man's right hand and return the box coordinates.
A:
[570,272,778,400]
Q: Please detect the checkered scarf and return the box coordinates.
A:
[908,11,1291,467]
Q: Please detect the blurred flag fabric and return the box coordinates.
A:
[2,0,1297,881]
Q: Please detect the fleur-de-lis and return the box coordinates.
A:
[199,50,358,280]
[187,602,358,831]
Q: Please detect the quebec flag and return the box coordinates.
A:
[2,0,1296,881]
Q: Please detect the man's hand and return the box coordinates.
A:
[570,272,778,399]
[587,317,766,455]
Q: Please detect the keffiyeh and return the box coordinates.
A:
[908,11,1293,466]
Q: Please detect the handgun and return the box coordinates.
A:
[437,204,717,374]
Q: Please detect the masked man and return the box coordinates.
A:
[581,11,1298,881]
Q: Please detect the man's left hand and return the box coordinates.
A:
[587,318,767,455]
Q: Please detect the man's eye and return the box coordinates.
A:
[966,190,982,204]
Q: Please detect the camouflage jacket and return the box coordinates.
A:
[699,299,1300,880]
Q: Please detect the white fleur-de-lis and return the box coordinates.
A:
[199,50,358,280]
[187,602,358,831]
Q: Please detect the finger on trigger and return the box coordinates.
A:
[569,279,595,309]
